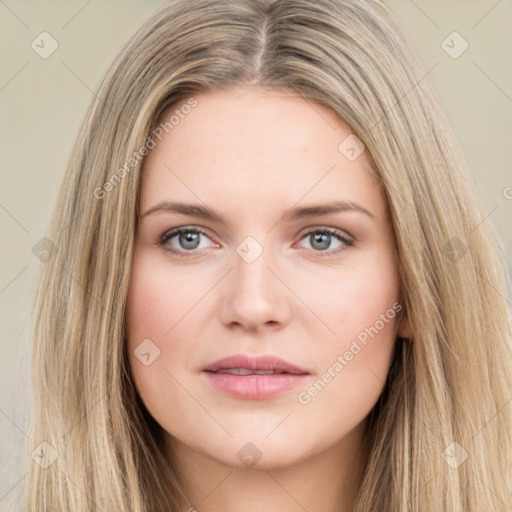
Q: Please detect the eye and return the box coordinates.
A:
[157,226,354,258]
[158,226,218,257]
[295,227,354,256]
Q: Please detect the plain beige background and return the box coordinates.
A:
[1,0,511,505]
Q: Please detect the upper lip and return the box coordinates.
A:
[203,354,310,374]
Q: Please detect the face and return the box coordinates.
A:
[125,86,410,472]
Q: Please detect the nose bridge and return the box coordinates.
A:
[220,233,288,329]
[233,234,274,300]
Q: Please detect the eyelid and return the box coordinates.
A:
[297,225,354,242]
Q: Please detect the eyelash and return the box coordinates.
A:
[157,226,355,258]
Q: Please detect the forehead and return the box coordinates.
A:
[147,87,352,165]
[139,87,385,221]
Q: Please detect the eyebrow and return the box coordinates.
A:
[140,200,375,224]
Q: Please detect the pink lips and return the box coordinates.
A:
[202,354,310,400]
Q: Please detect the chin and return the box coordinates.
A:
[204,435,314,470]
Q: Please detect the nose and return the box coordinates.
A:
[218,239,291,332]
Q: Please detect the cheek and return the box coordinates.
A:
[306,247,400,343]
[125,251,196,347]
[124,249,217,420]
[124,253,190,408]
[298,248,401,403]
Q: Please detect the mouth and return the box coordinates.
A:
[210,368,297,375]
[202,354,310,399]
[203,353,309,374]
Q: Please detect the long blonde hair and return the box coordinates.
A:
[22,0,512,510]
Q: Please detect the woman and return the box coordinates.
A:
[24,0,512,510]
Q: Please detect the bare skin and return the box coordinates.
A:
[125,86,410,512]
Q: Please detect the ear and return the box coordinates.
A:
[397,308,412,339]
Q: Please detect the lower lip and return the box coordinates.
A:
[202,371,309,399]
